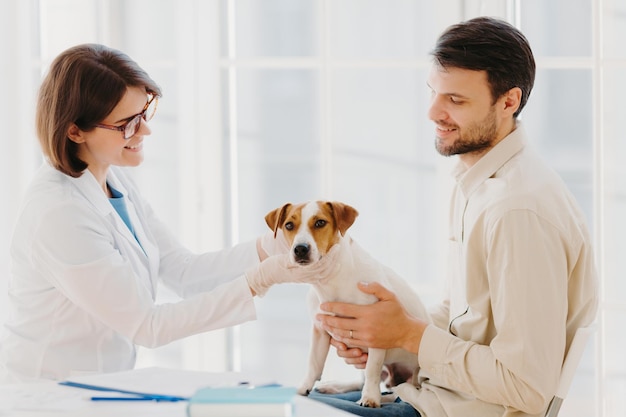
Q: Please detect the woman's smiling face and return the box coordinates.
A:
[70,86,153,184]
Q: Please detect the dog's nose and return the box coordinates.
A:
[293,243,310,260]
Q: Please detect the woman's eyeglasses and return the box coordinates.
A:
[95,94,158,140]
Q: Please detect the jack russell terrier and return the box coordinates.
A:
[264,201,431,408]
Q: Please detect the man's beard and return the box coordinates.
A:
[435,107,498,157]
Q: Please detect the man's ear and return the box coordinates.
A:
[67,123,85,144]
[501,87,522,117]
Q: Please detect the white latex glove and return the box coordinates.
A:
[246,244,341,297]
[259,229,291,257]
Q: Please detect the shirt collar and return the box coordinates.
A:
[452,123,527,198]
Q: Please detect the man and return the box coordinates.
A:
[310,16,598,417]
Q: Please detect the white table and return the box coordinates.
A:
[0,368,357,417]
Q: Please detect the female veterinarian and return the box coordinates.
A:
[0,43,335,383]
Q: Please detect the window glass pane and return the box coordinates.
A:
[330,68,443,303]
[234,69,321,241]
[116,0,178,61]
[331,69,429,160]
[602,69,626,307]
[329,0,438,59]
[603,0,626,58]
[39,0,99,60]
[520,0,592,57]
[522,69,594,226]
[223,0,318,57]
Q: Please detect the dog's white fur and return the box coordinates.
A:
[265,201,431,408]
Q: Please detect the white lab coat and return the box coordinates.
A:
[0,163,258,383]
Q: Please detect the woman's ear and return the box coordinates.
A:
[67,123,85,143]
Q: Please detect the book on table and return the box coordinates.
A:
[187,385,297,417]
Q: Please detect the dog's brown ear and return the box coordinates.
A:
[264,203,292,237]
[326,201,358,236]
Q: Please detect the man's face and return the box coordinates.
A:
[427,65,505,162]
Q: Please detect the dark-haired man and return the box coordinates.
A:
[311,16,598,417]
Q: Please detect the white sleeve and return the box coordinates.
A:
[31,202,256,348]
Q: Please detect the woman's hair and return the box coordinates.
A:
[431,16,535,118]
[36,43,162,177]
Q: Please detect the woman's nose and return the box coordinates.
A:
[137,118,152,136]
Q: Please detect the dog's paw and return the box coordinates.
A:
[297,385,312,396]
[356,396,381,408]
[357,383,382,408]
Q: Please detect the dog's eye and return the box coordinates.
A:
[314,220,327,228]
[285,222,294,231]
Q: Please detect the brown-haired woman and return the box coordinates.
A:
[0,44,337,383]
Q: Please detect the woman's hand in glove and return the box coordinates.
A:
[246,244,341,296]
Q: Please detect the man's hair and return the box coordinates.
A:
[431,16,535,118]
[36,43,162,177]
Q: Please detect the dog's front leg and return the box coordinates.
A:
[358,347,386,408]
[298,326,331,396]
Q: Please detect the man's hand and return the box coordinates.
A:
[316,281,428,354]
[329,338,368,369]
